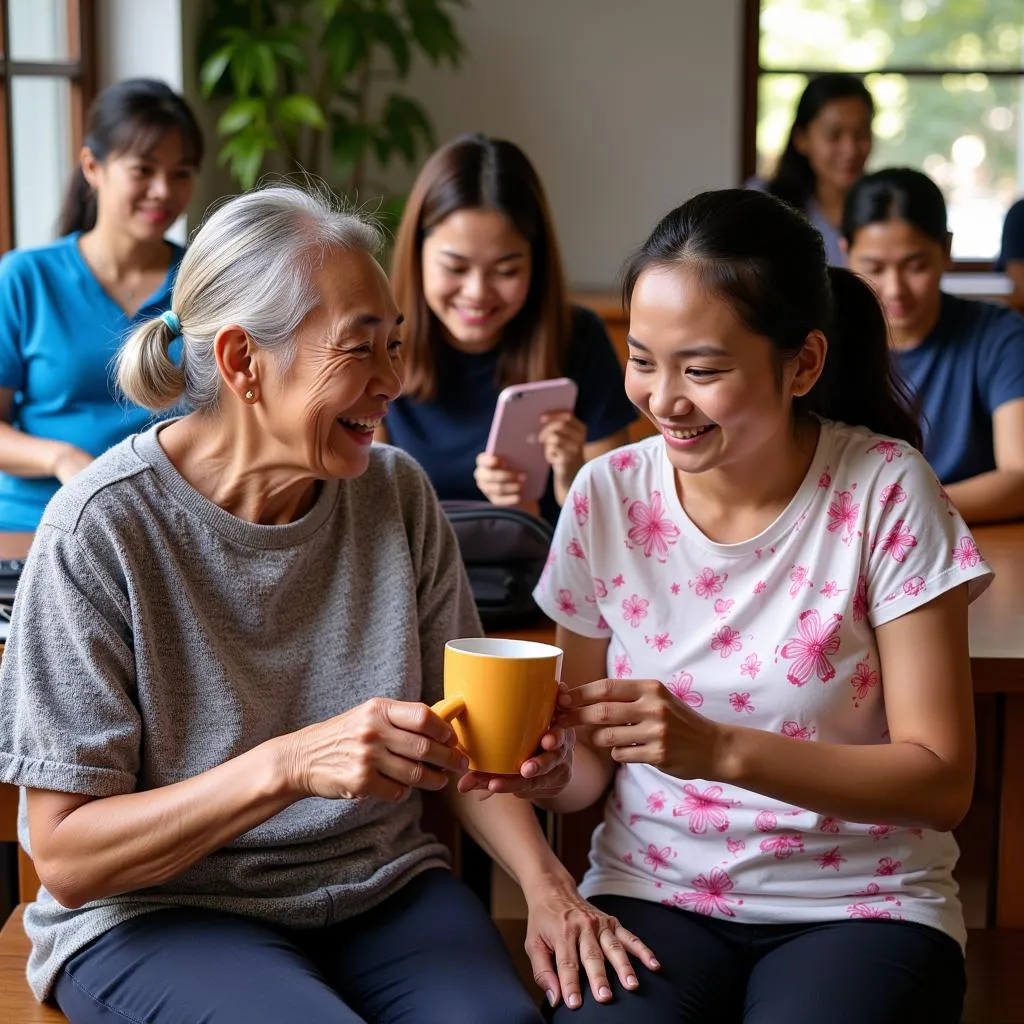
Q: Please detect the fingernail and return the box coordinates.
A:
[649,958,660,969]
[546,991,556,1007]
[626,975,637,987]
[522,762,536,777]
[599,986,612,999]
[557,694,571,706]
[568,994,580,1008]
[459,757,469,771]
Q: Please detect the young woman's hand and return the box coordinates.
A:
[456,722,575,800]
[51,444,94,483]
[557,678,725,780]
[474,452,526,507]
[539,411,587,504]
[523,874,659,1010]
[286,698,468,803]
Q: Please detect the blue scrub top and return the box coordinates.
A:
[0,232,184,529]
[893,293,1024,484]
[385,305,637,523]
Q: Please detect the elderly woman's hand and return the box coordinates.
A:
[286,698,468,803]
[456,722,574,800]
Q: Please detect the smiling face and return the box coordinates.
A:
[794,96,873,196]
[420,207,533,352]
[844,218,948,347]
[83,129,196,242]
[625,264,824,482]
[261,248,404,480]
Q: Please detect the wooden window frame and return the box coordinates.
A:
[742,0,1023,271]
[0,0,96,252]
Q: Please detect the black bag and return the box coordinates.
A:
[441,501,553,630]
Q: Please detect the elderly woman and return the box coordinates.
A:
[0,187,655,1023]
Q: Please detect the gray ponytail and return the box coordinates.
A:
[117,184,384,413]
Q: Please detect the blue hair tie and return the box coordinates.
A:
[160,310,181,336]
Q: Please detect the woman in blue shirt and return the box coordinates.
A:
[0,78,203,530]
[379,134,635,523]
[843,167,1024,524]
[750,74,874,267]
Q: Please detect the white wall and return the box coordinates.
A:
[97,0,183,90]
[379,0,744,288]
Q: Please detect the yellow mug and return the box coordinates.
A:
[431,637,562,775]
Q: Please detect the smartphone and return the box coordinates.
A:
[485,377,579,502]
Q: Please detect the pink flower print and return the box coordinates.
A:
[670,582,681,595]
[646,791,666,814]
[556,589,578,616]
[856,882,882,897]
[879,519,918,563]
[622,852,633,865]
[902,576,926,597]
[596,615,609,631]
[820,580,843,599]
[739,653,762,679]
[613,654,632,677]
[667,671,704,709]
[672,867,742,918]
[780,720,816,740]
[827,490,861,542]
[879,483,907,509]
[847,902,897,920]
[566,538,586,560]
[869,440,903,463]
[538,550,556,591]
[672,783,739,834]
[753,580,767,596]
[690,567,727,599]
[818,470,832,489]
[709,626,742,659]
[908,828,923,839]
[875,857,902,876]
[754,810,778,832]
[759,834,804,860]
[610,450,637,472]
[611,574,625,588]
[870,824,899,841]
[780,609,843,686]
[726,837,745,857]
[622,593,650,628]
[815,847,846,871]
[729,691,755,714]
[626,491,681,562]
[586,577,608,604]
[853,574,869,622]
[714,598,735,619]
[794,511,808,533]
[820,817,841,834]
[641,842,677,872]
[788,565,814,597]
[953,536,981,570]
[645,632,673,652]
[629,813,641,826]
[850,656,879,708]
[572,491,590,526]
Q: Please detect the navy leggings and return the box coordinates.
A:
[54,869,543,1024]
[549,895,965,1024]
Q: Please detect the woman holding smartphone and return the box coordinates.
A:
[380,134,635,523]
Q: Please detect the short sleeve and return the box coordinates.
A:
[861,447,992,629]
[0,524,140,796]
[0,251,30,391]
[976,305,1024,414]
[567,306,637,443]
[533,461,613,639]
[998,199,1024,268]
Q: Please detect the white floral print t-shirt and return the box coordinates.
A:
[534,420,992,947]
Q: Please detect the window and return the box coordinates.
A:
[744,0,1024,262]
[0,0,95,251]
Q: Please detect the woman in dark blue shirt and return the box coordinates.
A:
[843,168,1024,524]
[380,134,635,523]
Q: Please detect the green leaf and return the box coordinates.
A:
[371,130,393,164]
[254,43,278,96]
[325,15,366,83]
[277,93,327,129]
[268,39,307,70]
[331,120,372,181]
[217,97,265,135]
[389,94,434,145]
[367,12,410,75]
[406,4,463,66]
[230,43,256,96]
[218,127,278,190]
[199,43,234,97]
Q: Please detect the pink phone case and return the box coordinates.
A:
[485,377,580,502]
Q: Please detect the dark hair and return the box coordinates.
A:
[59,78,204,236]
[766,73,874,210]
[622,189,921,449]
[390,133,570,402]
[842,167,949,248]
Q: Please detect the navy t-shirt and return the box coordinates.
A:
[385,305,637,522]
[893,293,1024,484]
[997,198,1024,271]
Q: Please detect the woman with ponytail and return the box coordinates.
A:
[521,189,988,1021]
[0,77,202,529]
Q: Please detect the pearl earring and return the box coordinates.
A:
[244,389,255,402]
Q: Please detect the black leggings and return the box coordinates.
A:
[550,895,965,1024]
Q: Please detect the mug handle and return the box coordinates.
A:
[430,696,466,722]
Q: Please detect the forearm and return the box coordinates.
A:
[944,470,1024,524]
[718,725,973,831]
[0,421,74,477]
[32,736,296,907]
[534,739,614,814]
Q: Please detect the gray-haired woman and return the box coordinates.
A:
[0,185,656,1023]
